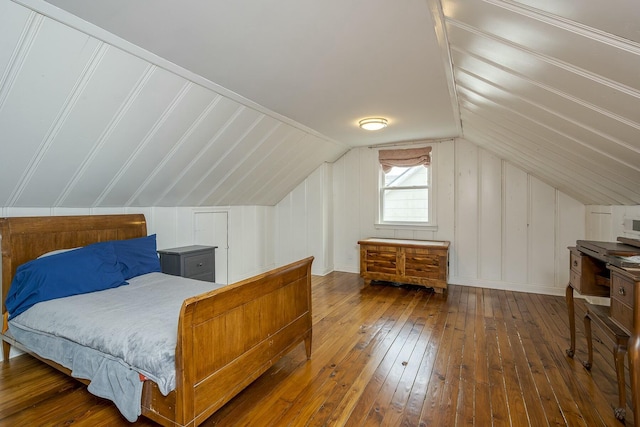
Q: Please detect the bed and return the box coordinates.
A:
[0,214,313,426]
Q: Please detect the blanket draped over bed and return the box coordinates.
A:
[9,272,222,421]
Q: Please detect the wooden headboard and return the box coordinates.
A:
[0,214,147,314]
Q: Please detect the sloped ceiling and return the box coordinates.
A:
[0,0,351,208]
[440,0,640,205]
[1,0,640,208]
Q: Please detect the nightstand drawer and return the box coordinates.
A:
[184,253,214,278]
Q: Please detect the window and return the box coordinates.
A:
[377,146,433,226]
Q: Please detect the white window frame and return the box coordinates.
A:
[375,144,437,231]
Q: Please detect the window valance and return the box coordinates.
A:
[378,146,432,173]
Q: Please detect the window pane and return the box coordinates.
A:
[382,188,429,222]
[384,166,428,187]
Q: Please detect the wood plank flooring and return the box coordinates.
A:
[0,272,630,426]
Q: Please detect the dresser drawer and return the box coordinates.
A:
[184,253,215,278]
[363,247,397,275]
[611,298,632,334]
[404,247,446,281]
[611,272,634,308]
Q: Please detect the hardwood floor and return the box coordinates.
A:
[0,272,630,426]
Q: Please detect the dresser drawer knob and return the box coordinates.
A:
[573,260,578,267]
[198,262,204,267]
[618,287,626,296]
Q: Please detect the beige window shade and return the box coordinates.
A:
[378,146,432,173]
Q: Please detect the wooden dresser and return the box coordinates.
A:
[357,238,449,293]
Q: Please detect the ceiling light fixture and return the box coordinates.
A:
[359,117,388,131]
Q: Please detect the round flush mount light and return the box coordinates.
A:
[358,117,388,131]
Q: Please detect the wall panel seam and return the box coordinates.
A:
[94,81,193,207]
[446,19,640,97]
[243,132,307,204]
[8,42,108,206]
[0,11,42,112]
[54,64,156,206]
[126,94,223,206]
[201,122,282,206]
[461,96,640,194]
[463,110,635,204]
[176,112,264,206]
[153,105,245,205]
[480,0,640,52]
[226,127,297,205]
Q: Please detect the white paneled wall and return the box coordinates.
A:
[331,139,585,296]
[275,163,333,276]
[586,205,640,241]
[223,205,274,282]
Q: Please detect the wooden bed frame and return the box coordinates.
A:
[0,214,313,426]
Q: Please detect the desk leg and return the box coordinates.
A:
[614,343,627,422]
[582,311,592,369]
[631,321,640,425]
[566,283,575,358]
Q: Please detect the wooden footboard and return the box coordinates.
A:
[141,256,314,427]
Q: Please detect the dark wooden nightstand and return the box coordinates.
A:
[157,245,217,282]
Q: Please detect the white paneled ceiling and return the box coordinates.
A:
[1,0,640,208]
[0,0,349,207]
[441,0,640,205]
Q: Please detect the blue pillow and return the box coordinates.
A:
[111,234,161,280]
[5,242,127,319]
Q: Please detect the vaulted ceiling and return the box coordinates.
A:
[1,0,639,208]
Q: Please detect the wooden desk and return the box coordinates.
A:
[566,239,640,423]
[566,241,640,357]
